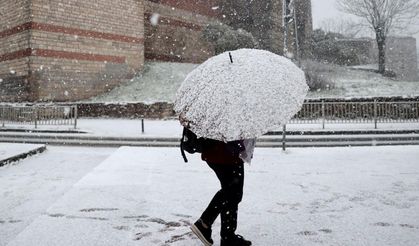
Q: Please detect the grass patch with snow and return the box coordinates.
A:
[87,62,419,103]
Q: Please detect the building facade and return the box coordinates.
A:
[0,0,313,102]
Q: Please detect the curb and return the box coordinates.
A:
[0,128,87,134]
[1,136,418,148]
[0,145,47,167]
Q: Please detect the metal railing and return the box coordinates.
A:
[0,105,78,129]
[1,101,418,131]
[290,100,419,129]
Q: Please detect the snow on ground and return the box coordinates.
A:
[0,143,45,163]
[1,118,418,138]
[0,146,116,246]
[83,62,419,103]
[2,146,419,245]
[87,62,197,104]
[310,66,419,99]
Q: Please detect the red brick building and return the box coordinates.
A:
[0,0,312,102]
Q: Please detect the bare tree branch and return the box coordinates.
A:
[336,0,419,74]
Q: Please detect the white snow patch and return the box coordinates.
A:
[87,62,197,104]
[85,62,419,104]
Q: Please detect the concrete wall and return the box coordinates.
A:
[335,37,418,81]
[385,37,418,81]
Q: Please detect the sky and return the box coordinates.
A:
[311,0,419,49]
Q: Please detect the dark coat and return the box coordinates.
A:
[201,139,245,165]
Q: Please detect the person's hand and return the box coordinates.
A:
[179,112,189,127]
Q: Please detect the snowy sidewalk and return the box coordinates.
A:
[0,143,46,166]
[1,119,419,147]
[0,146,115,246]
[5,146,419,246]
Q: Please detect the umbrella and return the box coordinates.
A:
[174,48,308,142]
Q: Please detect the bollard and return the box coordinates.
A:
[321,100,325,129]
[373,100,378,129]
[34,106,38,129]
[1,107,4,128]
[74,105,78,129]
[282,124,287,151]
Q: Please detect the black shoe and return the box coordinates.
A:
[220,234,252,246]
[191,219,213,246]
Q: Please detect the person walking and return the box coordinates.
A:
[191,138,255,246]
[176,49,307,245]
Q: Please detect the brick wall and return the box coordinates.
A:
[1,0,145,102]
[144,0,220,63]
[28,0,145,101]
[0,0,32,101]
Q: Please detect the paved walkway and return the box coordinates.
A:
[1,119,419,147]
[3,146,419,246]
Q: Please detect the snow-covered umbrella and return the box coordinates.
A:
[174,49,308,142]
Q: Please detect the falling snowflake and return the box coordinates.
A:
[150,13,160,26]
[285,52,294,59]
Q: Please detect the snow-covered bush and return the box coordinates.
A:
[301,60,336,91]
[311,29,360,66]
[202,23,259,54]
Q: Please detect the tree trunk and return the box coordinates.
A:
[376,33,386,74]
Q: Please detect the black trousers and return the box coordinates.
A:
[200,161,244,240]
